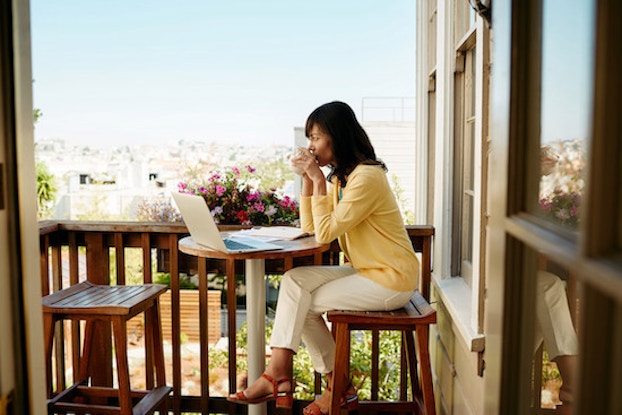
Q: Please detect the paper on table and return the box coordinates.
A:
[239,226,313,241]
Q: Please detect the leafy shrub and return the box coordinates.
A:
[217,320,405,401]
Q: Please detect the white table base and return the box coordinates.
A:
[245,258,267,415]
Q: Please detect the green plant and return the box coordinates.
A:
[390,172,415,225]
[208,273,246,307]
[36,161,58,219]
[153,272,199,290]
[108,247,156,286]
[541,349,561,385]
[348,330,404,400]
[226,320,405,401]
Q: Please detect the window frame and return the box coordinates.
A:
[422,0,490,354]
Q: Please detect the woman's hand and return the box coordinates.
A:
[291,149,326,196]
[291,149,322,181]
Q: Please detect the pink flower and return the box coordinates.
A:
[215,185,226,197]
[246,191,261,202]
[232,166,240,176]
[252,202,265,213]
[247,165,256,173]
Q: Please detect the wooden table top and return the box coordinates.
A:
[178,233,330,260]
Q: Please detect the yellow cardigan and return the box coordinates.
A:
[300,164,419,292]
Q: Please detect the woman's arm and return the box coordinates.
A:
[312,166,385,243]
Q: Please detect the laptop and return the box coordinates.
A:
[171,192,282,253]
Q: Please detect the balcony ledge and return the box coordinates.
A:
[433,274,485,353]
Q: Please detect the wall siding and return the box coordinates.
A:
[432,286,484,414]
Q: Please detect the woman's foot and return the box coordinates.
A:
[302,383,358,415]
[227,372,292,408]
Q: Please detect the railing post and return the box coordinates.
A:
[169,234,182,414]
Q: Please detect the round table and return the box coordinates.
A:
[179,233,330,415]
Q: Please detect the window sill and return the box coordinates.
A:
[432,274,485,352]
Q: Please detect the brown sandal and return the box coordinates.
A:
[227,373,293,409]
[302,384,359,415]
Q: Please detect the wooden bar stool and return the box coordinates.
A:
[42,281,172,415]
[327,291,437,415]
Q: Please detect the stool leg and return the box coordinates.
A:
[405,330,424,412]
[148,300,168,414]
[144,307,155,390]
[112,316,133,415]
[330,322,350,415]
[415,325,436,415]
[150,300,166,387]
[78,321,95,382]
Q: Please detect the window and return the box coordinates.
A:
[453,44,476,285]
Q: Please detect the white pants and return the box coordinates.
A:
[269,266,414,374]
[535,271,579,360]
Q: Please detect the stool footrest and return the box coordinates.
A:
[132,386,173,414]
[48,384,172,415]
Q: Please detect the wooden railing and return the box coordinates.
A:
[39,220,434,414]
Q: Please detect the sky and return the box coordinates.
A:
[30,0,416,148]
[540,0,594,144]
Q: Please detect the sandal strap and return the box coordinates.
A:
[260,373,291,397]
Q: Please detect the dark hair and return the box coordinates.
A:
[305,101,386,185]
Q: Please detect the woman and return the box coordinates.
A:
[227,101,419,414]
[535,270,578,414]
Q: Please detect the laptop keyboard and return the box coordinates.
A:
[224,239,255,251]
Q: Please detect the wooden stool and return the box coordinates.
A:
[327,290,437,415]
[42,281,172,415]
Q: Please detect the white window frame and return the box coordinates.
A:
[417,0,488,354]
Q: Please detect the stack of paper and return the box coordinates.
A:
[239,226,313,241]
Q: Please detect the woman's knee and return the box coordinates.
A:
[538,270,565,293]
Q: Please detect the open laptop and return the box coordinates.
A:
[172,192,282,253]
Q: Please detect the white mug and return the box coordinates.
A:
[289,148,307,176]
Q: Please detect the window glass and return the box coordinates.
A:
[454,0,474,43]
[536,0,594,231]
[428,0,437,71]
[453,47,475,284]
[427,77,436,225]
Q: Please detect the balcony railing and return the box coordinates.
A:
[39,220,433,414]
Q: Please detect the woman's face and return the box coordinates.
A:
[307,124,335,167]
